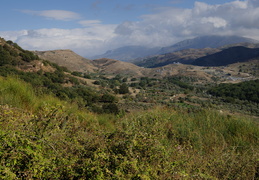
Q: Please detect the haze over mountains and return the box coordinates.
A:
[34,34,259,76]
[91,46,160,62]
[91,35,259,62]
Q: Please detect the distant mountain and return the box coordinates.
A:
[192,46,259,66]
[92,35,258,63]
[91,46,160,62]
[158,35,259,54]
[135,48,220,68]
[134,36,259,68]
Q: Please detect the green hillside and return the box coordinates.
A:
[0,38,119,114]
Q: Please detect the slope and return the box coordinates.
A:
[192,46,259,66]
[35,49,97,73]
[92,58,151,76]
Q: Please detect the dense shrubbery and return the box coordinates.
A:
[0,85,258,179]
[0,41,39,66]
[167,76,195,90]
[208,79,259,103]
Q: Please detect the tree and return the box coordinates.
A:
[119,83,129,94]
[100,94,117,103]
[102,103,119,114]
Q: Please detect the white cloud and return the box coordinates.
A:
[79,20,102,27]
[21,10,81,21]
[1,25,117,57]
[1,0,259,57]
[201,17,227,28]
[111,0,259,48]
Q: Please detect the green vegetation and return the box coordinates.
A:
[0,40,39,66]
[209,79,259,103]
[0,77,258,179]
[0,38,119,114]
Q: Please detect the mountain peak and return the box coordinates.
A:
[158,35,259,54]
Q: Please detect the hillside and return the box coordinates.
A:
[35,49,97,73]
[135,48,220,68]
[192,46,259,66]
[92,58,150,76]
[0,38,121,114]
[30,43,259,85]
[135,42,259,68]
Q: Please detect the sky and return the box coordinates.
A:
[1,0,259,57]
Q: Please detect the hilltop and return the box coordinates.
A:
[34,49,97,73]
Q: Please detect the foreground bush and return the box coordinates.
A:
[0,77,258,179]
[0,103,258,179]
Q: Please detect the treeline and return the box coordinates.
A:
[0,40,39,66]
[208,79,259,103]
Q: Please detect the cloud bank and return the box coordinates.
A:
[1,0,259,57]
[21,10,81,21]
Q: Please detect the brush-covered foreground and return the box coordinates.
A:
[0,77,259,179]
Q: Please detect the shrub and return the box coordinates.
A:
[119,83,129,94]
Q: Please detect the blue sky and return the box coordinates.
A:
[1,0,259,57]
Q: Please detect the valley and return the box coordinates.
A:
[0,37,259,179]
[34,43,259,116]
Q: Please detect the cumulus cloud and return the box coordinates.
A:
[1,0,259,57]
[21,10,81,21]
[111,0,259,47]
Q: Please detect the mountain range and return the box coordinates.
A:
[91,35,259,62]
[36,35,259,70]
[91,46,160,62]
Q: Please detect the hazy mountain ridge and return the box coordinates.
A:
[158,35,259,54]
[92,35,259,62]
[134,41,259,68]
[91,46,160,62]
